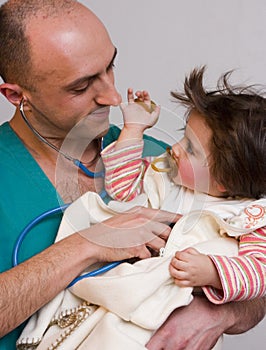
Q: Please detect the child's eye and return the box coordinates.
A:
[186,141,194,155]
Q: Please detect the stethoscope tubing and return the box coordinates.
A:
[19,98,105,179]
[73,159,105,178]
[12,204,69,267]
[12,203,123,287]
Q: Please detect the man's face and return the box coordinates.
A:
[23,6,121,142]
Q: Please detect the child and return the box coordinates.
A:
[101,66,266,304]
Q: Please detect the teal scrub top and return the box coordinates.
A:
[0,122,168,349]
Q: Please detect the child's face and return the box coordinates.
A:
[171,110,222,196]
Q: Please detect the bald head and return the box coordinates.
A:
[0,0,107,90]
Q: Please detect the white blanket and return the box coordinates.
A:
[18,168,265,349]
[17,191,240,350]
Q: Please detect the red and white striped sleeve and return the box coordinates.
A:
[203,227,266,304]
[101,141,150,201]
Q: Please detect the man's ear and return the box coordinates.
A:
[0,83,24,107]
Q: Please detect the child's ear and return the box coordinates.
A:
[216,182,227,194]
[0,83,23,107]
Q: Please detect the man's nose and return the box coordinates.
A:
[94,74,122,106]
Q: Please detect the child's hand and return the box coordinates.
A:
[120,88,160,133]
[169,247,222,289]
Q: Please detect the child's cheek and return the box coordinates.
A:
[172,159,195,189]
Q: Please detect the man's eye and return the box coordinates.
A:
[73,84,90,94]
[107,62,116,71]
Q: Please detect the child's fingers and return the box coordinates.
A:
[169,263,184,278]
[142,90,151,102]
[169,263,194,287]
[170,256,187,271]
[135,90,151,102]
[135,90,144,101]
[183,247,200,256]
[127,88,134,103]
[173,278,194,288]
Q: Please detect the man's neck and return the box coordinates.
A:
[9,109,103,201]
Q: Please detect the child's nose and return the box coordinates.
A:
[171,143,180,158]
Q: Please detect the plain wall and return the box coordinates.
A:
[0,0,265,348]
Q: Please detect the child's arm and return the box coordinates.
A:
[101,88,160,201]
[203,227,266,304]
[170,227,266,304]
[169,247,222,289]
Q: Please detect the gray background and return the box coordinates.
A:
[0,0,265,348]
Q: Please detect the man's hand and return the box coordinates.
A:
[146,295,266,350]
[79,206,181,262]
[146,296,228,350]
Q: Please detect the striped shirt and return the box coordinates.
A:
[204,227,266,304]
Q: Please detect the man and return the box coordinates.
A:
[0,1,265,349]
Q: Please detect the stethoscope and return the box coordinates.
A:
[19,98,105,179]
[13,99,122,286]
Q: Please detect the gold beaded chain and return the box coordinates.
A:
[17,302,94,350]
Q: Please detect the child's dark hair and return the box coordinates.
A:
[171,66,266,199]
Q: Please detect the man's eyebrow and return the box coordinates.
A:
[64,47,118,90]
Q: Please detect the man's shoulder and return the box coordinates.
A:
[103,124,121,147]
[0,121,10,138]
[0,122,15,154]
[142,133,169,157]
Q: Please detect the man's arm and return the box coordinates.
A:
[0,207,177,337]
[0,233,101,337]
[225,297,266,334]
[146,295,266,350]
